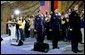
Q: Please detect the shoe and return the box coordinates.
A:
[77,50,82,52]
[80,42,84,44]
[31,49,34,51]
[72,50,77,53]
[53,47,59,49]
[56,47,60,49]
[16,40,18,42]
[22,39,25,41]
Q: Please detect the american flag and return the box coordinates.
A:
[39,1,51,14]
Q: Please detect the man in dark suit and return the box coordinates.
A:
[69,5,82,53]
[24,15,30,38]
[45,12,52,40]
[34,12,45,43]
[50,9,61,49]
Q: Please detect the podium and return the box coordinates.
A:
[8,23,17,40]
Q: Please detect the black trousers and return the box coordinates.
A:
[37,31,45,43]
[52,30,59,48]
[47,30,52,40]
[70,28,81,51]
[16,29,19,41]
[25,28,30,38]
[61,25,68,41]
[71,40,78,51]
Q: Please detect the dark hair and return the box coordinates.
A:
[19,19,21,20]
[30,15,34,18]
[25,15,29,18]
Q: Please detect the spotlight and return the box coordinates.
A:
[14,9,20,15]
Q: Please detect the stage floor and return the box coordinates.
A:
[1,34,84,54]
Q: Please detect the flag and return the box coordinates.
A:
[39,1,51,14]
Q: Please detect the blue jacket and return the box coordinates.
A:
[81,18,84,28]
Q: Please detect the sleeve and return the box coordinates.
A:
[34,16,37,30]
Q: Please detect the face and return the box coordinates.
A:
[54,9,58,13]
[74,5,78,11]
[68,9,71,12]
[26,17,29,20]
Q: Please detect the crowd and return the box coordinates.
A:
[7,5,84,53]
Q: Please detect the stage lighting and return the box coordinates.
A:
[14,9,20,15]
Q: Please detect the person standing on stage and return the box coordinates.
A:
[50,9,61,49]
[16,17,20,42]
[34,11,45,43]
[44,12,51,40]
[61,13,69,41]
[18,17,25,41]
[24,15,30,38]
[69,5,82,53]
[30,15,35,38]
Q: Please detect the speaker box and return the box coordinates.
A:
[11,40,23,46]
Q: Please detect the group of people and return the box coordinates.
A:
[7,15,34,42]
[7,5,84,53]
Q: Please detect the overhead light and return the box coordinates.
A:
[14,9,20,15]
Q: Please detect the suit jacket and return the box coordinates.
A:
[34,15,45,32]
[50,13,61,31]
[69,10,81,42]
[69,11,81,29]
